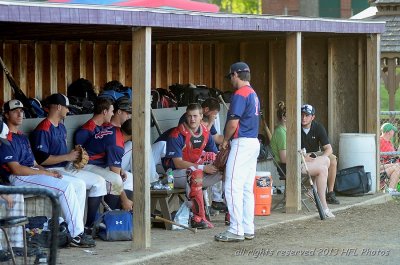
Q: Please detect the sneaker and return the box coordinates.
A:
[34,252,48,264]
[70,233,96,248]
[324,208,335,218]
[326,191,340,204]
[244,233,255,240]
[211,201,228,212]
[215,230,244,242]
[224,212,230,226]
[0,250,11,262]
[190,218,209,229]
[388,188,400,196]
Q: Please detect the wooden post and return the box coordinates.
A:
[366,34,380,193]
[285,32,302,213]
[132,27,152,249]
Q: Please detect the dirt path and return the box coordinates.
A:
[144,200,400,265]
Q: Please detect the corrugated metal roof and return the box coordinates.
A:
[0,1,385,34]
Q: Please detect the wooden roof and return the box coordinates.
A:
[0,1,385,41]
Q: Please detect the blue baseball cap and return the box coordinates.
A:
[301,104,315,115]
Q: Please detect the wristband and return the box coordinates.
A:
[198,165,205,170]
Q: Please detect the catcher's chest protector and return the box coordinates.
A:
[178,123,209,163]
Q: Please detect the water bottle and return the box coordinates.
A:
[167,169,174,190]
[397,181,400,192]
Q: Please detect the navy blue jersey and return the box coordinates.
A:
[228,85,260,139]
[74,119,103,147]
[162,124,217,170]
[85,125,125,168]
[0,132,35,180]
[30,118,68,168]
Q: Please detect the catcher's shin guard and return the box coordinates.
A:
[186,167,214,228]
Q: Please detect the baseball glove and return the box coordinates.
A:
[213,145,230,172]
[73,145,89,170]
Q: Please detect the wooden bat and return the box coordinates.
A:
[0,55,38,118]
[151,214,197,233]
[298,149,326,220]
[260,110,273,142]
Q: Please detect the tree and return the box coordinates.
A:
[209,0,261,14]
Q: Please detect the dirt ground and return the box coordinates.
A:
[144,199,400,265]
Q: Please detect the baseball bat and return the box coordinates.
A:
[217,94,229,111]
[0,55,38,118]
[298,150,326,220]
[150,108,163,136]
[260,110,273,142]
[151,214,197,233]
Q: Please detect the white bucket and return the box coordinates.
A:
[339,133,376,193]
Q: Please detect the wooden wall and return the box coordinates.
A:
[1,37,368,152]
[0,41,133,105]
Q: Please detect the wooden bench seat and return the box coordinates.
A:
[151,188,186,230]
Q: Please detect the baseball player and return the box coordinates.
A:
[178,98,226,212]
[74,97,114,146]
[0,100,95,247]
[162,103,222,229]
[30,93,107,229]
[83,119,133,210]
[0,119,25,255]
[215,62,260,242]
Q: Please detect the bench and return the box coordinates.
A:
[151,188,186,230]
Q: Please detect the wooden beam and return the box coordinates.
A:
[366,34,380,193]
[263,41,277,133]
[327,39,335,141]
[132,27,152,249]
[156,43,162,88]
[50,43,58,94]
[35,42,43,99]
[358,38,365,133]
[285,32,302,213]
[19,44,28,96]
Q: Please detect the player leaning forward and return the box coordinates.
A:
[215,62,260,242]
[0,99,95,247]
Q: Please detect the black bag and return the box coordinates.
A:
[334,165,369,196]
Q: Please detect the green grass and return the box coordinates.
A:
[380,68,400,111]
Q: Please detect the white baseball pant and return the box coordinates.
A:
[84,164,133,195]
[173,169,222,190]
[0,194,24,249]
[225,138,260,236]
[9,175,86,237]
[50,167,107,197]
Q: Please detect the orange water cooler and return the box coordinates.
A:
[254,171,272,216]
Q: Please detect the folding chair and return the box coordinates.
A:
[266,146,311,212]
[0,216,28,265]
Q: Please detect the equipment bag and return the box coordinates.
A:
[93,210,133,241]
[334,165,369,196]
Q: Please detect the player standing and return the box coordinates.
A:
[215,62,260,242]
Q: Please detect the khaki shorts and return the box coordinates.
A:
[314,151,337,161]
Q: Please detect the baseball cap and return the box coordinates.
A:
[3,99,25,112]
[381,123,398,133]
[114,96,132,114]
[0,118,10,145]
[45,93,70,107]
[225,62,250,79]
[301,104,315,115]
